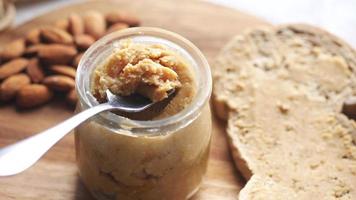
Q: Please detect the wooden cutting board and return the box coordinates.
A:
[0,0,268,199]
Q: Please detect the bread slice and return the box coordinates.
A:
[212,24,356,199]
[239,175,297,200]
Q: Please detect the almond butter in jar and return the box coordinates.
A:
[75,27,212,200]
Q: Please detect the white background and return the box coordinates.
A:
[15,0,356,48]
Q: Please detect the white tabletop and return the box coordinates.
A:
[15,0,356,48]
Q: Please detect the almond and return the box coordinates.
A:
[50,65,76,78]
[106,23,129,35]
[74,34,95,50]
[0,74,31,101]
[0,58,29,80]
[66,89,78,106]
[16,84,53,108]
[0,39,26,61]
[26,58,45,83]
[38,44,77,65]
[43,75,75,91]
[26,29,41,45]
[24,44,46,56]
[68,13,84,36]
[72,53,83,68]
[41,27,73,45]
[83,11,106,39]
[105,11,140,27]
[55,18,69,31]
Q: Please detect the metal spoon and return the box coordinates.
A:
[0,89,174,176]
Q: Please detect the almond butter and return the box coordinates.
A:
[50,65,76,78]
[41,27,73,45]
[0,74,31,101]
[66,89,78,106]
[106,23,129,35]
[74,34,95,50]
[16,84,53,108]
[0,39,26,61]
[68,13,84,36]
[43,75,75,91]
[0,58,29,80]
[105,11,140,27]
[55,18,69,31]
[83,11,106,39]
[26,58,45,83]
[38,44,77,65]
[24,44,46,56]
[26,29,41,45]
[72,53,83,68]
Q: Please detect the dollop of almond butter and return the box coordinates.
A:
[92,40,183,102]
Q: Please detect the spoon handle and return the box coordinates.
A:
[0,103,113,176]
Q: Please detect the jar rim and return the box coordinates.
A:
[76,27,212,135]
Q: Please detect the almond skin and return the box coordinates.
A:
[106,23,129,35]
[43,75,75,91]
[41,27,73,45]
[0,74,31,101]
[66,89,78,106]
[74,34,95,50]
[68,13,84,36]
[0,58,29,80]
[55,18,69,31]
[83,11,106,39]
[72,53,83,68]
[0,39,26,61]
[38,44,77,65]
[26,29,41,45]
[16,84,53,108]
[105,11,140,27]
[26,58,45,83]
[24,44,46,57]
[50,65,76,78]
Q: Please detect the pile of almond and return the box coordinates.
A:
[0,10,140,109]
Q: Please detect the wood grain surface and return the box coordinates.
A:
[0,0,268,199]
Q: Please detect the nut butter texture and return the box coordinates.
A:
[75,105,211,200]
[92,40,183,102]
[75,33,212,200]
[91,40,196,120]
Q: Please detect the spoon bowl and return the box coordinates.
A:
[106,90,154,112]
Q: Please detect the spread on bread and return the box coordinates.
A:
[213,25,356,199]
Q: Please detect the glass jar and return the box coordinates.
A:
[75,27,212,200]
